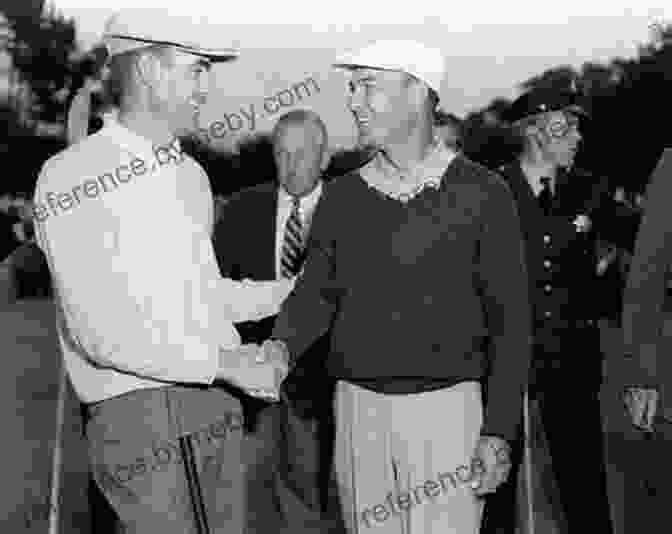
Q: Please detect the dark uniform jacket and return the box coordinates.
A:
[498,161,627,359]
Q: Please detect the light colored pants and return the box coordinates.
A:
[334,380,484,534]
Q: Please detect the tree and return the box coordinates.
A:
[466,22,672,191]
[0,2,85,194]
[2,1,78,125]
[520,65,579,93]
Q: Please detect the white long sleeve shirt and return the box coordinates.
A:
[34,119,293,404]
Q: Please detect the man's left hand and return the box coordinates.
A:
[470,435,512,496]
[244,340,290,401]
[260,339,290,367]
[623,387,659,432]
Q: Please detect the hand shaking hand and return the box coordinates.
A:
[469,436,512,497]
[216,343,289,402]
[244,340,290,401]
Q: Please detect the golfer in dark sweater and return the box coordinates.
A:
[268,40,533,534]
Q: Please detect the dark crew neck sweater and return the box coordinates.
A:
[272,154,533,442]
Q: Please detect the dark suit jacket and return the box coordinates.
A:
[623,148,672,420]
[212,181,332,418]
[0,212,20,263]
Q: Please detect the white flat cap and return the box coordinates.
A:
[102,9,239,62]
[333,40,445,94]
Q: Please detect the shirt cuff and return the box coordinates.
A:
[175,338,219,385]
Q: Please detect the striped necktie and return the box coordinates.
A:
[281,196,304,278]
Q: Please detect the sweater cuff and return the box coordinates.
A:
[623,343,660,389]
[270,323,299,365]
[480,420,518,445]
[481,395,524,444]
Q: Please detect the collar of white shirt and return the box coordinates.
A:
[360,140,456,203]
[278,180,323,221]
[101,116,182,163]
[525,174,556,197]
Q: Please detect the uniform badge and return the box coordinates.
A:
[573,214,591,233]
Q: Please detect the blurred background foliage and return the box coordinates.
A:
[1,3,672,198]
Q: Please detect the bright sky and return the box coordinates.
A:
[52,1,670,148]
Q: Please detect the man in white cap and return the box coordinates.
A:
[265,40,533,533]
[33,9,293,534]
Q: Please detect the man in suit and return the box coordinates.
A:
[0,194,21,263]
[487,88,616,534]
[618,149,672,534]
[213,109,340,533]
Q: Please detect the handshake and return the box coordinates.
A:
[216,340,290,402]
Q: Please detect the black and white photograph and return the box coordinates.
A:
[0,1,669,532]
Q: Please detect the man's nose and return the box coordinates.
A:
[348,85,364,111]
[194,73,210,104]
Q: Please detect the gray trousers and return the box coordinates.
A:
[86,386,245,534]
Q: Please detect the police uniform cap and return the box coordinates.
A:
[504,87,587,124]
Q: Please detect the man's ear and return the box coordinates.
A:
[134,51,162,91]
[525,124,546,151]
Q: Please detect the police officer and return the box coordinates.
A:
[482,88,614,534]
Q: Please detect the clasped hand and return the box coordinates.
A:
[216,341,289,402]
[469,436,512,496]
[623,387,659,432]
[245,340,291,401]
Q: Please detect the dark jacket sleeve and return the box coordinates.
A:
[589,175,640,252]
[478,174,534,443]
[211,194,242,279]
[272,185,340,366]
[622,149,672,388]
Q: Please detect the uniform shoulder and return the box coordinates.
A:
[494,160,519,180]
[453,154,513,194]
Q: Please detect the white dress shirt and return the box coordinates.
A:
[360,140,456,203]
[34,118,293,403]
[275,182,323,279]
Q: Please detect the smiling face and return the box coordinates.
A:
[346,68,425,149]
[139,48,213,135]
